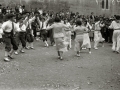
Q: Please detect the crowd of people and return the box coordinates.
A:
[0,4,120,61]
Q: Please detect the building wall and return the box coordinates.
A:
[0,0,120,16]
[67,0,120,16]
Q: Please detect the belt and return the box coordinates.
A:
[114,29,120,31]
[76,33,84,35]
[4,32,11,34]
[20,32,26,33]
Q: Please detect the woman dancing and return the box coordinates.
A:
[46,17,69,60]
[74,20,89,57]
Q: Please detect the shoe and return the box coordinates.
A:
[20,50,25,53]
[59,57,63,60]
[4,58,10,62]
[14,51,18,55]
[25,47,30,50]
[89,51,91,54]
[8,55,14,59]
[82,48,86,50]
[45,44,49,47]
[53,44,56,46]
[113,50,116,52]
[30,47,34,49]
[94,47,98,50]
[116,51,120,54]
[76,54,80,57]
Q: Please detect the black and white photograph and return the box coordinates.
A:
[0,0,120,90]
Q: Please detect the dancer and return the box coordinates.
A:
[82,19,92,54]
[37,16,50,47]
[46,17,69,60]
[64,19,72,50]
[26,13,36,49]
[74,20,89,57]
[109,16,120,53]
[1,14,20,61]
[94,18,105,50]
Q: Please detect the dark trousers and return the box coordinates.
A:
[33,28,37,38]
[109,29,113,43]
[4,34,18,52]
[19,32,26,48]
[0,38,3,43]
[101,27,109,42]
[49,29,55,45]
[41,29,47,42]
[26,33,34,43]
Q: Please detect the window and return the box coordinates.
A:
[102,0,104,9]
[101,0,109,9]
[106,0,108,9]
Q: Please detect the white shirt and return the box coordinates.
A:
[26,16,36,29]
[109,21,120,30]
[19,7,23,14]
[16,22,26,32]
[2,20,19,33]
[95,21,101,31]
[86,22,92,30]
[38,9,43,15]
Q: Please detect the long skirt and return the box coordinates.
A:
[94,31,105,42]
[54,37,68,52]
[74,35,83,51]
[82,33,91,48]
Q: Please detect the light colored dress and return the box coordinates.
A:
[46,22,69,52]
[82,22,92,48]
[94,21,105,42]
[74,26,87,51]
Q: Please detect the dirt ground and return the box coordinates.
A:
[0,40,120,90]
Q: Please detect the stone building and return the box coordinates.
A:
[64,0,120,16]
[0,0,120,16]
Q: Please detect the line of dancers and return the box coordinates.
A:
[0,11,120,61]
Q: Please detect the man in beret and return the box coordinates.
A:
[1,14,20,61]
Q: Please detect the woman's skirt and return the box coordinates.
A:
[54,37,68,52]
[74,35,83,51]
[94,31,105,42]
[82,33,91,48]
